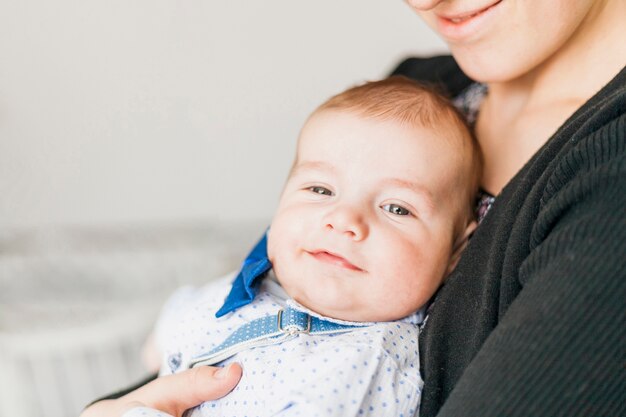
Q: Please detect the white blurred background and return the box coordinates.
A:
[0,1,447,416]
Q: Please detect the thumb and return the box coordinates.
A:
[126,364,243,417]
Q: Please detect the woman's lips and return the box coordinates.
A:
[307,250,363,272]
[435,0,503,41]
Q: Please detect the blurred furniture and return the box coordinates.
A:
[0,222,264,417]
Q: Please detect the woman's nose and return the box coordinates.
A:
[323,205,369,241]
[405,0,444,11]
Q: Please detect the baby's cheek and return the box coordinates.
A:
[380,247,431,289]
[266,232,277,263]
[380,241,422,273]
[266,222,291,262]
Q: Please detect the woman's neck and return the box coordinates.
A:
[476,0,625,195]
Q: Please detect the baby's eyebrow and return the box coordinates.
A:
[381,178,435,212]
[291,160,336,175]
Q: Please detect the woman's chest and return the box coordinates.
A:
[474,98,583,194]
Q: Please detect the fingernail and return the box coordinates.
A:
[215,364,231,379]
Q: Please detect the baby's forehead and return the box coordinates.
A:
[295,109,476,197]
[295,115,462,171]
[299,109,470,157]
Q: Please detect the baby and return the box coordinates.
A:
[128,76,481,417]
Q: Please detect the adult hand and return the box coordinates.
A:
[80,363,242,417]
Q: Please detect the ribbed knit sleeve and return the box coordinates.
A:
[437,111,626,417]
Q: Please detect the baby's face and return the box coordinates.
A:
[268,109,470,322]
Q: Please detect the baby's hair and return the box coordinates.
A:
[315,76,483,225]
[318,76,464,130]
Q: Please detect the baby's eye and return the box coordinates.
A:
[382,203,411,216]
[308,186,333,196]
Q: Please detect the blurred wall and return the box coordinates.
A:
[0,1,447,230]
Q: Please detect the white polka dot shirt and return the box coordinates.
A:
[127,271,424,417]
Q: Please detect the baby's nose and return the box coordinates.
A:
[323,205,369,241]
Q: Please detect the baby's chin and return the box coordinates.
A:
[275,269,406,322]
[292,296,397,323]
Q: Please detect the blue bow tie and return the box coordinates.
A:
[215,232,272,318]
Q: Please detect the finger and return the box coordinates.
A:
[130,364,243,416]
[172,364,243,410]
[121,404,175,417]
[79,399,118,417]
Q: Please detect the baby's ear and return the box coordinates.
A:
[445,220,478,276]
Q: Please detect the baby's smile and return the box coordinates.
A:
[305,249,364,272]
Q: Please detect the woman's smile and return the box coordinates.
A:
[433,0,503,42]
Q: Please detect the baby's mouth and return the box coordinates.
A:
[307,250,363,272]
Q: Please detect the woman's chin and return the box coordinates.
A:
[450,41,549,84]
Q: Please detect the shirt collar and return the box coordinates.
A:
[215,232,272,317]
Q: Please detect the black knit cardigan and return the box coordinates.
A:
[392,57,625,417]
